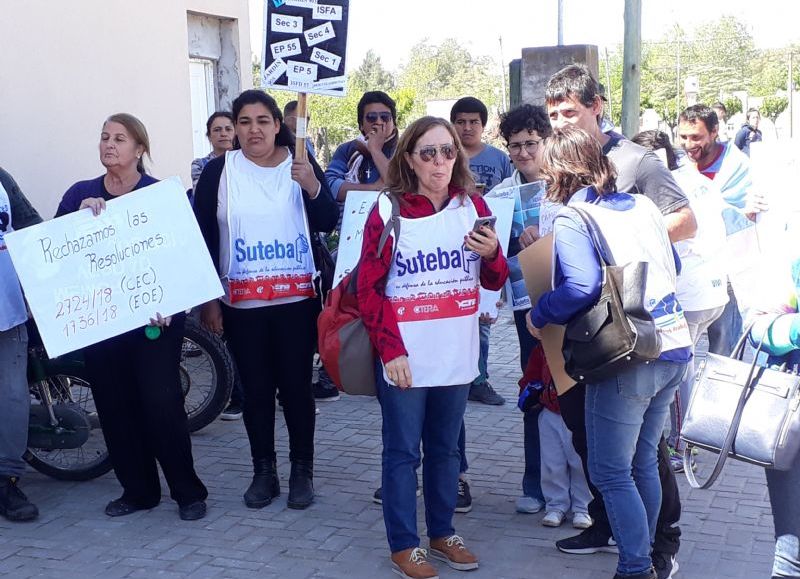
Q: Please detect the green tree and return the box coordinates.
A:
[397,39,502,120]
[761,95,789,122]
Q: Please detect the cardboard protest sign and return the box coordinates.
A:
[263,0,350,96]
[332,190,381,287]
[6,179,223,358]
[480,196,515,318]
[517,234,576,395]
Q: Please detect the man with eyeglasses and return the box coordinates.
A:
[494,104,553,517]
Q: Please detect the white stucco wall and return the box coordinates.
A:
[0,0,252,218]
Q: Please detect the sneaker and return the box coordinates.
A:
[0,477,39,522]
[429,535,479,571]
[652,551,679,579]
[390,547,439,579]
[220,402,243,421]
[667,446,695,473]
[572,512,593,529]
[374,484,422,505]
[313,381,340,401]
[455,479,472,513]
[556,527,619,555]
[467,381,505,405]
[613,571,656,579]
[542,510,565,527]
[516,496,544,514]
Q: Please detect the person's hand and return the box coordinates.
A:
[79,197,107,216]
[385,355,412,389]
[743,191,769,222]
[519,225,541,249]
[200,300,224,335]
[366,124,392,155]
[465,226,499,259]
[479,312,498,325]
[291,157,320,197]
[148,312,172,328]
[526,311,543,340]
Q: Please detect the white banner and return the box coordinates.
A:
[6,178,223,357]
[332,190,381,288]
[480,196,515,318]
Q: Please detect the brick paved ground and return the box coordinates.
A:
[1,311,777,578]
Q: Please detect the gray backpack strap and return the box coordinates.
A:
[377,193,401,255]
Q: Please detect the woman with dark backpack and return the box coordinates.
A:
[194,90,337,510]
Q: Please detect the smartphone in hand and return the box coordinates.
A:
[472,216,497,233]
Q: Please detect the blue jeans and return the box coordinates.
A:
[471,321,492,387]
[767,452,800,577]
[586,360,687,576]
[514,308,543,501]
[707,281,743,356]
[376,367,470,552]
[0,323,29,478]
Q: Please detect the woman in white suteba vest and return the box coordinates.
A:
[358,117,508,579]
[528,126,692,579]
[194,91,338,511]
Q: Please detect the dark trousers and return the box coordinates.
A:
[222,299,318,463]
[558,383,681,555]
[85,314,207,507]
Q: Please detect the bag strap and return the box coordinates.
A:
[377,192,401,256]
[566,205,617,267]
[683,319,772,489]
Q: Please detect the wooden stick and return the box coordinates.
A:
[295,92,308,161]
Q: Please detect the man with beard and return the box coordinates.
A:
[677,104,766,357]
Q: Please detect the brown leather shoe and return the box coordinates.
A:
[390,547,439,579]
[429,535,479,571]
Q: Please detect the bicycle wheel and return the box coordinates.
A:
[25,374,113,481]
[182,318,234,432]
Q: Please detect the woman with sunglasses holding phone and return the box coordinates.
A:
[358,117,508,579]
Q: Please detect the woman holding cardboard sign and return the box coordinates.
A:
[56,113,208,521]
[357,116,508,578]
[527,126,691,579]
[194,90,337,511]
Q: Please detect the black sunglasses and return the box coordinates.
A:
[364,112,393,123]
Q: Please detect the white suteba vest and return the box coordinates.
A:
[568,197,692,353]
[379,195,481,387]
[223,150,316,307]
[670,165,729,313]
[0,182,28,331]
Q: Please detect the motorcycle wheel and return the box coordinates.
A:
[25,374,113,481]
[182,317,234,433]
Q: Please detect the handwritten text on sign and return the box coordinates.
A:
[6,179,223,358]
[332,190,381,287]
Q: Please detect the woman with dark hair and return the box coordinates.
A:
[191,112,235,188]
[194,90,337,510]
[56,113,208,521]
[527,126,692,579]
[358,116,508,578]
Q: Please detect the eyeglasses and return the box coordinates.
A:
[364,112,393,123]
[412,144,458,162]
[506,139,542,156]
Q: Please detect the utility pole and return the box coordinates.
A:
[675,43,681,128]
[557,0,564,46]
[605,47,613,122]
[499,36,508,113]
[789,51,794,138]
[621,0,642,137]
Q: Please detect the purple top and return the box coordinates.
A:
[55,173,158,217]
